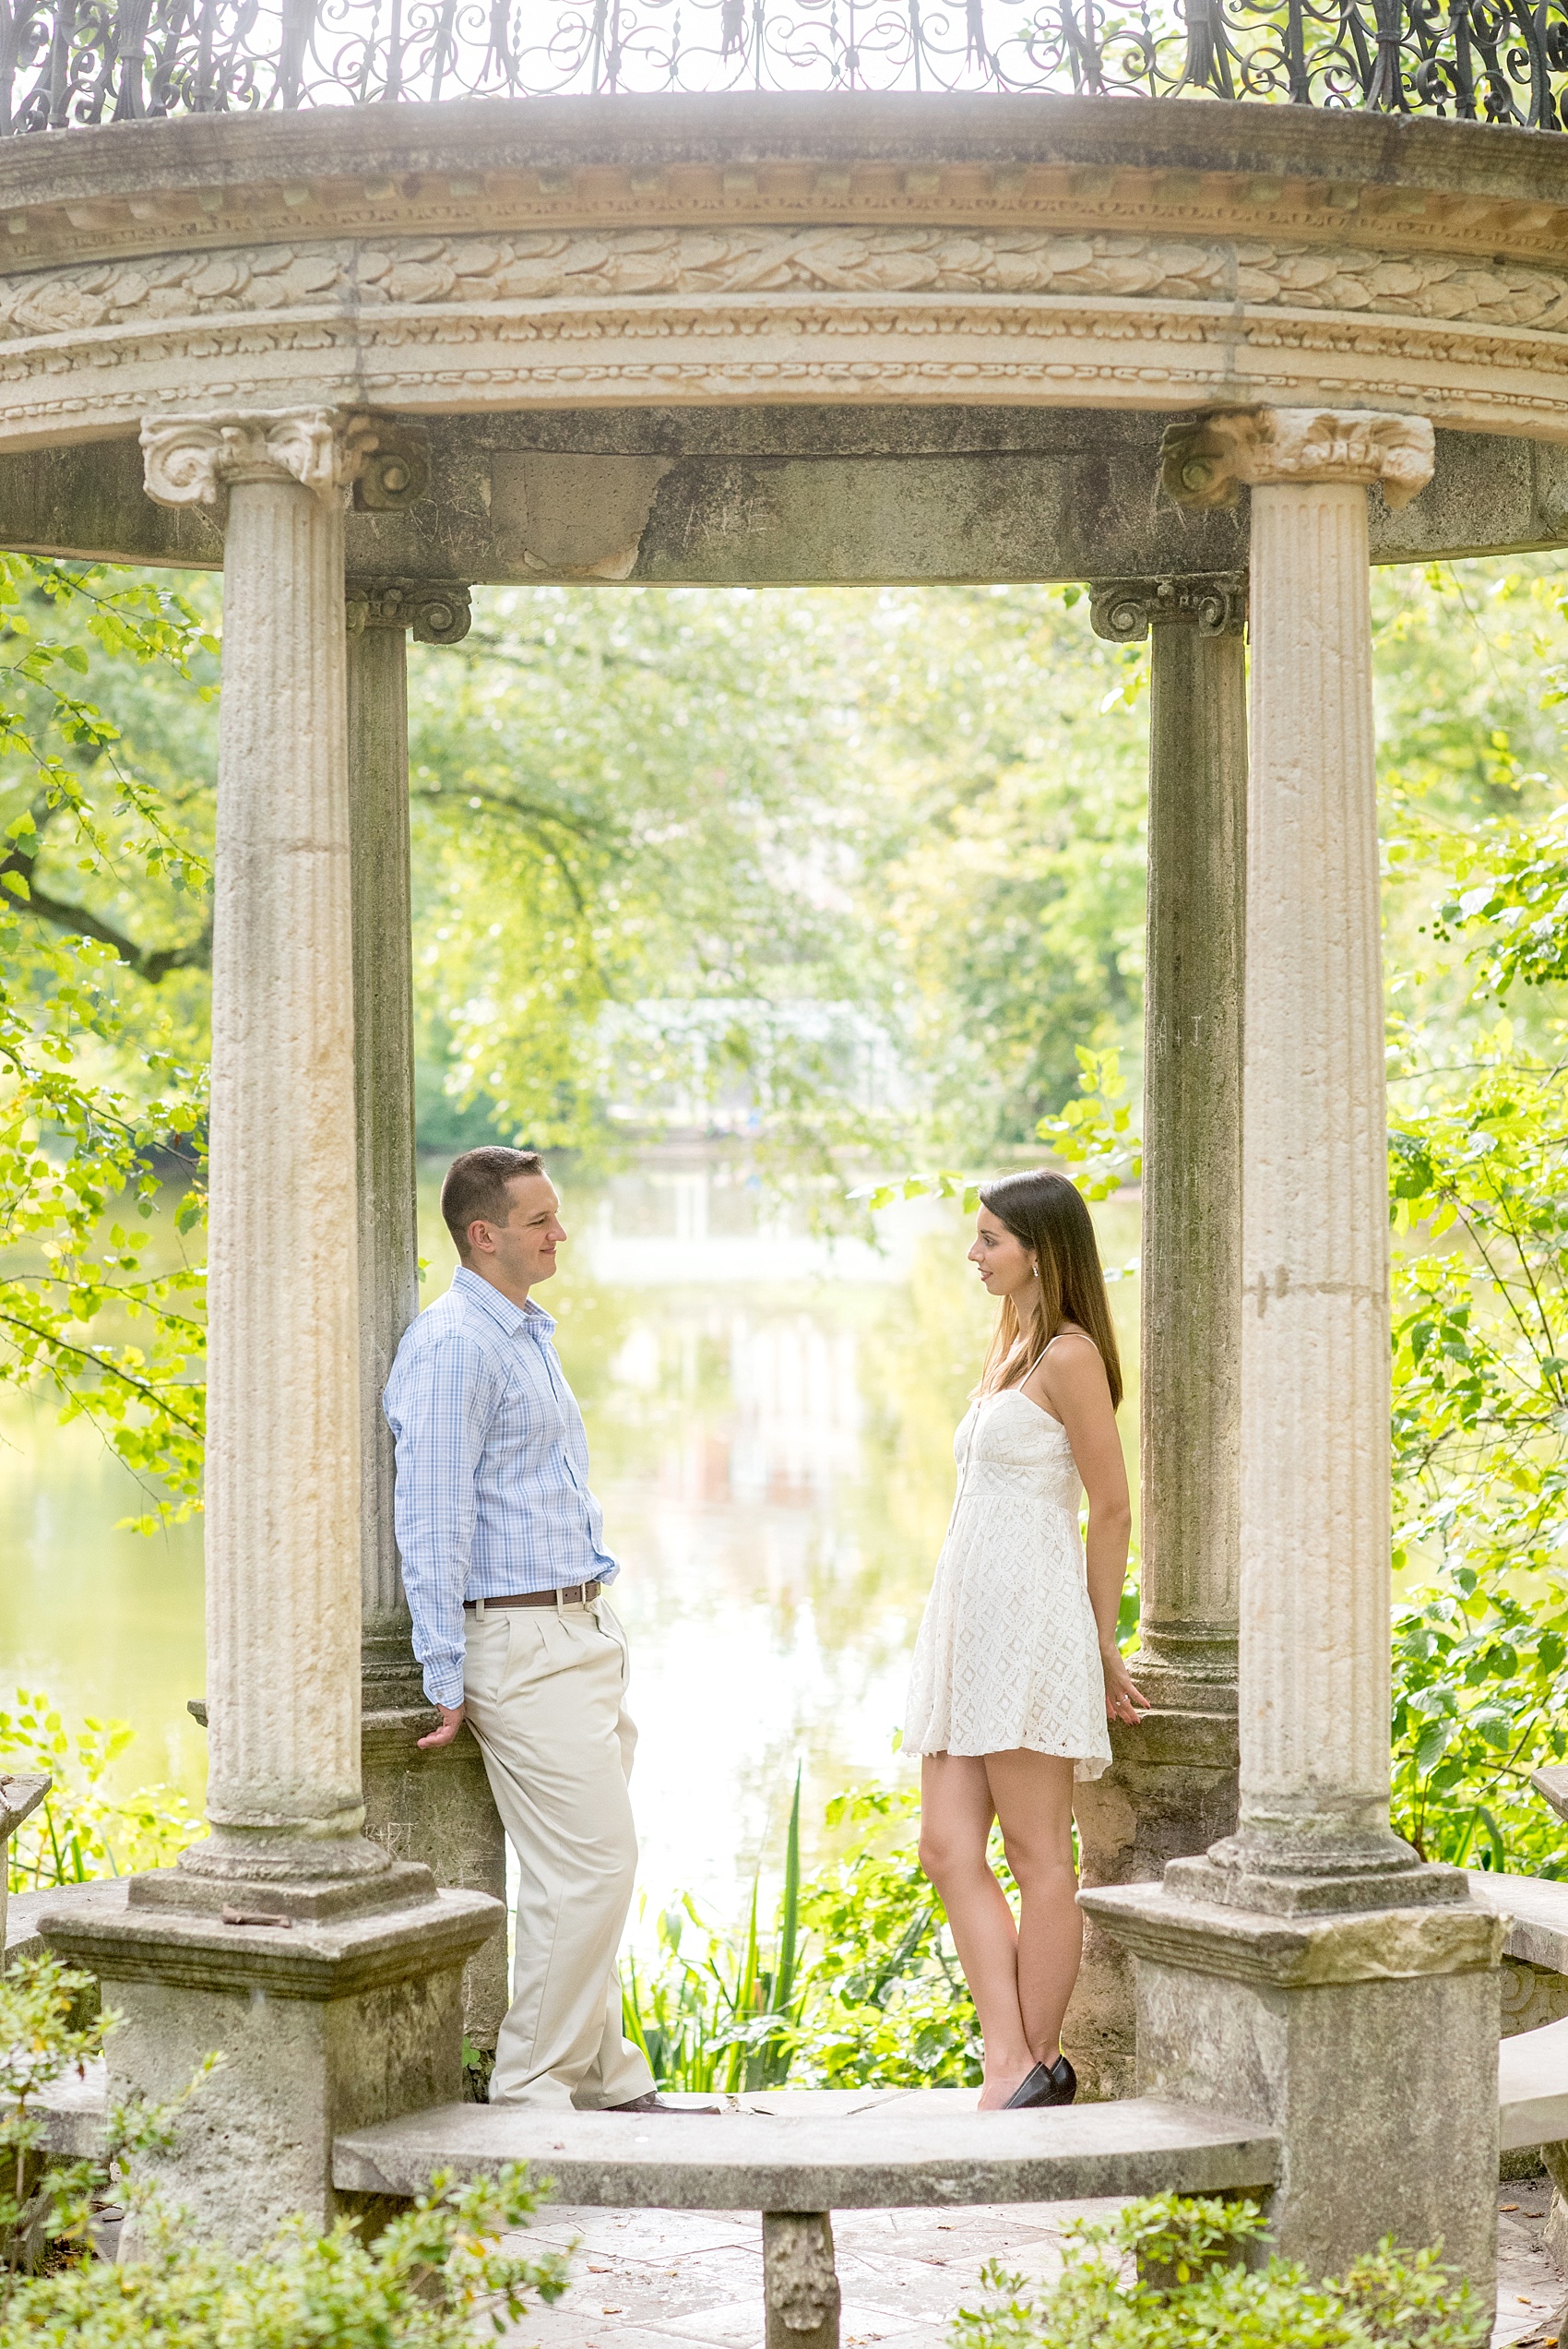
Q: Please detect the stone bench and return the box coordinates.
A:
[334,2089,1280,2349]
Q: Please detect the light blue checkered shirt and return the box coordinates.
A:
[383,1266,619,1709]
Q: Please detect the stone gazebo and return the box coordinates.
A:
[14,11,1568,2319]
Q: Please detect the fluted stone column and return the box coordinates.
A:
[1082,412,1503,2291]
[40,413,500,2252]
[346,577,465,1712]
[346,576,508,2061]
[1159,414,1435,1901]
[142,411,391,1898]
[1067,573,1245,2098]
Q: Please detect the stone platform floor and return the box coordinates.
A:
[502,2178,1566,2349]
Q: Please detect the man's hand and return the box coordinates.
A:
[418,1702,466,1750]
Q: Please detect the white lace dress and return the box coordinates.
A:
[903,1389,1112,1778]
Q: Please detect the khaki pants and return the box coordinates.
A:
[462,1595,655,2110]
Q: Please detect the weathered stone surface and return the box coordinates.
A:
[345,581,508,2055]
[1070,1711,1239,2099]
[5,412,1567,582]
[1065,581,1244,2102]
[347,596,422,1711]
[333,2090,1280,2210]
[4,103,1568,444]
[360,1710,508,2052]
[1133,1941,1501,2286]
[1163,408,1437,510]
[1131,584,1246,1694]
[41,1878,501,2253]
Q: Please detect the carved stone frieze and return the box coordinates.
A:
[1089,572,1248,643]
[1162,408,1437,511]
[345,577,472,643]
[10,228,1568,344]
[0,240,1561,456]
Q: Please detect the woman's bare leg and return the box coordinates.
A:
[919,1753,1034,2107]
[985,1750,1081,2068]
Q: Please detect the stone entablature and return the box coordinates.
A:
[4,99,1568,453]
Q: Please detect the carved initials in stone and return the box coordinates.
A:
[1089,572,1248,644]
[1161,408,1436,511]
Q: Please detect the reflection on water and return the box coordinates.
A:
[0,1153,1139,1914]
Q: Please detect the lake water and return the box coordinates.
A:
[0,1157,1139,1918]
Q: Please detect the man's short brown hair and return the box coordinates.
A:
[441,1147,545,1259]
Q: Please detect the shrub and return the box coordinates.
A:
[949,2194,1486,2349]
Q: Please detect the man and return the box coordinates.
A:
[384,1144,662,2112]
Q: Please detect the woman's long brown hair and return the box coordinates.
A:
[976,1168,1124,1411]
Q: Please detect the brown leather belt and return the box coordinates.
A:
[464,1581,602,1612]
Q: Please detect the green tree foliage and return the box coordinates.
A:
[0,558,211,1527]
[1385,1027,1568,1871]
[949,2196,1481,2349]
[406,583,1147,1169]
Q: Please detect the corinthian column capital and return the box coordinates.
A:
[140,410,427,513]
[1161,409,1436,513]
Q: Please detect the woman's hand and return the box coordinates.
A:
[1101,1648,1150,1727]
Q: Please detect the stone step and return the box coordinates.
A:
[332,2089,1281,2211]
[1500,2017,1568,2153]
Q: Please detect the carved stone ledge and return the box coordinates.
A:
[1080,1878,1504,1989]
[346,576,471,644]
[1089,572,1248,644]
[1162,407,1437,512]
[140,408,428,514]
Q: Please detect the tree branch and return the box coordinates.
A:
[1,832,210,982]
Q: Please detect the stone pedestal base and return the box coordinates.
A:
[764,2212,840,2349]
[1082,1876,1504,2291]
[362,1703,509,2056]
[1068,1698,1238,2101]
[40,1875,502,2254]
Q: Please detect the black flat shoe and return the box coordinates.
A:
[1002,2053,1076,2110]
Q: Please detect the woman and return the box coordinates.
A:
[904,1168,1147,2112]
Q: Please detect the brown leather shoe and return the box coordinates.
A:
[604,2091,721,2115]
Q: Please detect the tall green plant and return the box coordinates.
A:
[622,1778,987,2094]
[622,1767,814,2093]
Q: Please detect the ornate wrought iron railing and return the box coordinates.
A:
[4,0,1568,136]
